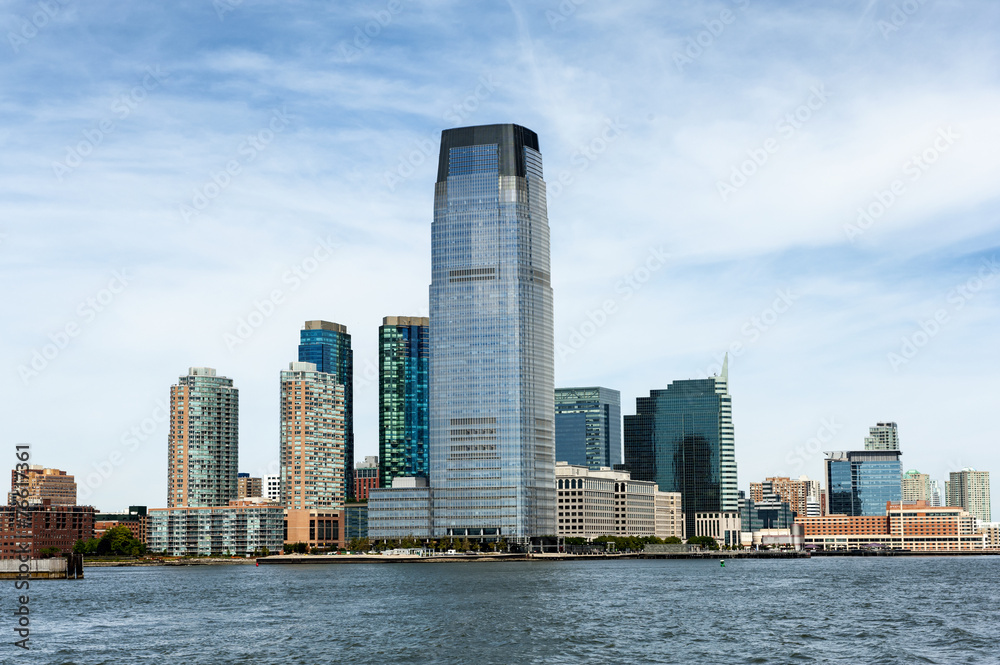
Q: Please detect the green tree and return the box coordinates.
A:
[663,536,682,544]
[686,536,720,551]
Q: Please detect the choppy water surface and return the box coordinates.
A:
[23,556,1000,664]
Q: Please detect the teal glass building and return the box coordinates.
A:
[623,359,738,537]
[554,387,621,469]
[298,320,354,497]
[379,316,430,487]
[428,124,555,539]
[825,450,902,516]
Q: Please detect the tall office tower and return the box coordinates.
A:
[901,469,932,503]
[279,362,347,510]
[378,316,430,487]
[298,320,354,497]
[946,468,991,523]
[167,368,239,508]
[824,450,902,516]
[429,124,555,539]
[623,357,738,538]
[554,387,622,469]
[7,466,77,506]
[864,422,900,451]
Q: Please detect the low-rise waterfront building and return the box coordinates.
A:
[800,501,995,552]
[655,491,685,540]
[368,477,432,539]
[0,501,95,559]
[285,508,343,551]
[694,511,741,547]
[148,500,284,556]
[554,463,676,540]
[94,505,148,543]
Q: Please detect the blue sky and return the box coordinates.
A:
[2,0,999,518]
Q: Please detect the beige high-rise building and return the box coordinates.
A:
[750,476,818,520]
[280,362,346,510]
[946,468,991,523]
[901,470,931,503]
[167,367,239,508]
[864,422,900,451]
[8,466,77,506]
[237,475,262,499]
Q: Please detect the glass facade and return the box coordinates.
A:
[167,368,239,508]
[554,387,622,469]
[378,317,430,487]
[298,321,354,497]
[429,124,555,539]
[824,450,902,516]
[623,362,738,538]
[739,490,794,532]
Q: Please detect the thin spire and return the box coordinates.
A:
[721,352,728,381]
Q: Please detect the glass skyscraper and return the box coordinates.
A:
[298,320,354,497]
[428,123,555,539]
[379,316,429,487]
[825,450,902,516]
[554,387,622,469]
[623,358,737,537]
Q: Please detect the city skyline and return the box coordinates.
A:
[4,3,999,520]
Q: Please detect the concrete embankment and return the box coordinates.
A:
[85,557,256,567]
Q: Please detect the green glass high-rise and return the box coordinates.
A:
[378,316,429,487]
[624,357,738,537]
[298,320,354,497]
